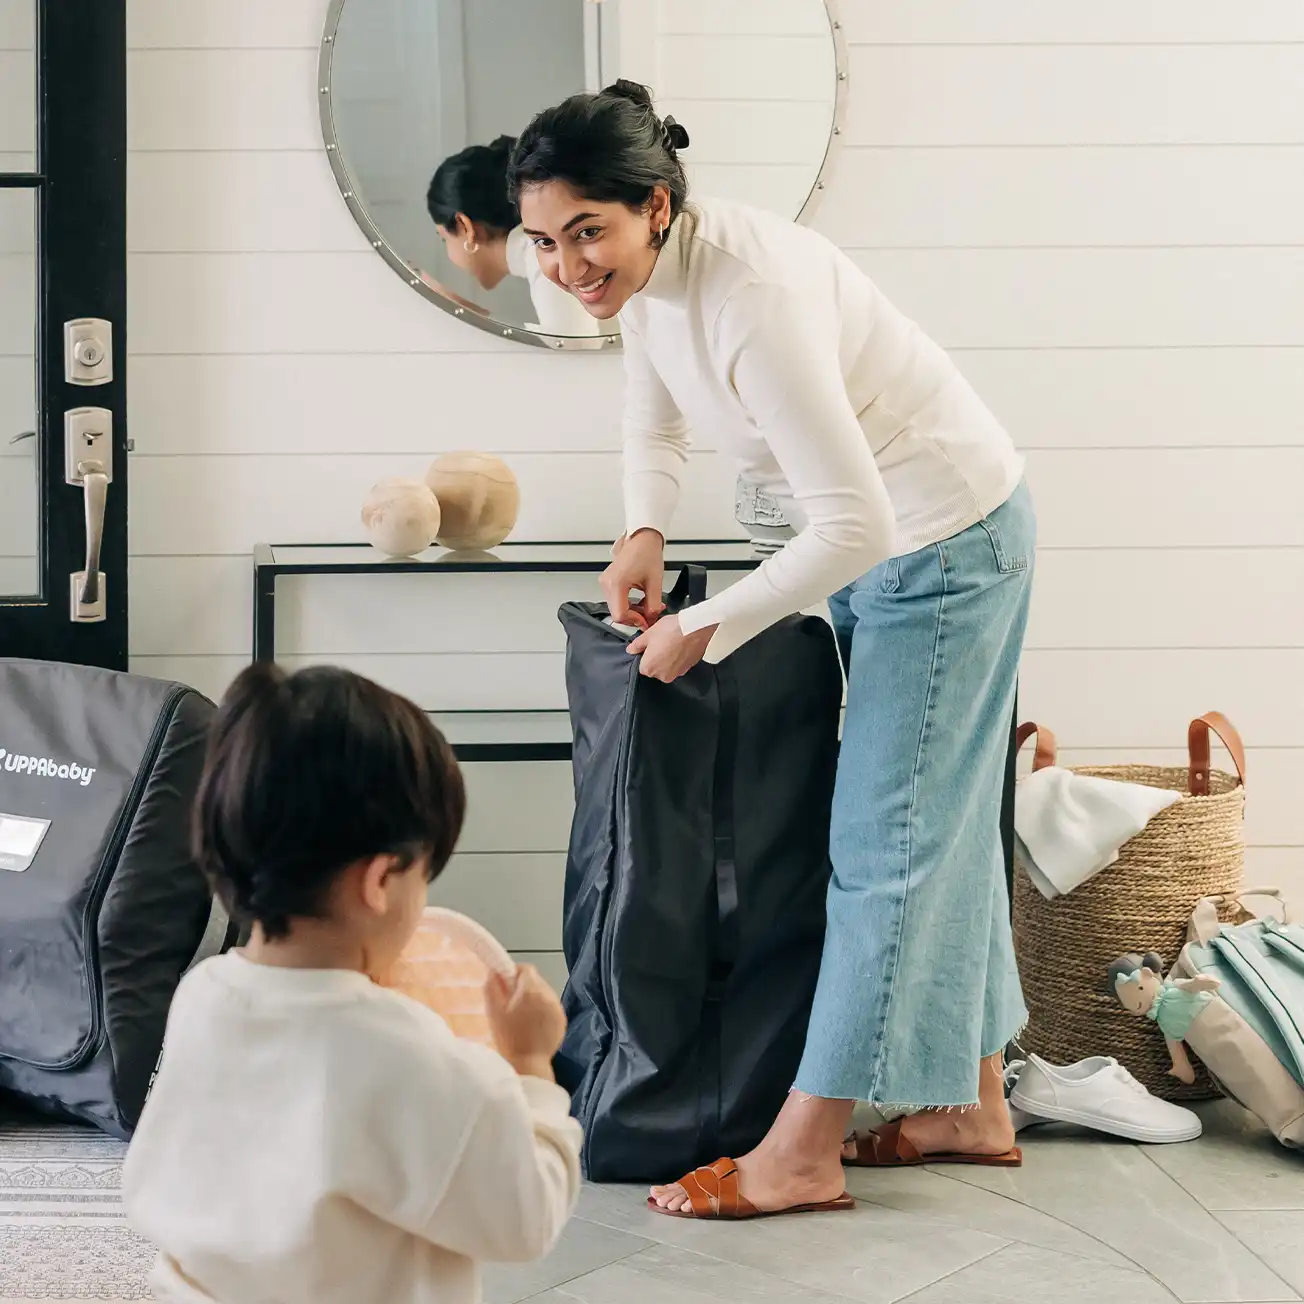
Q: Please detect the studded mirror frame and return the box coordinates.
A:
[317,0,850,352]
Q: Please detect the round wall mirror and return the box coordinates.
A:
[319,0,847,350]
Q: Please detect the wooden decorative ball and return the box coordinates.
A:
[424,452,520,551]
[361,477,441,558]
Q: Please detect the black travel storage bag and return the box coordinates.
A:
[0,659,232,1137]
[556,566,843,1182]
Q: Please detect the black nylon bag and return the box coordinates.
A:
[0,658,231,1137]
[556,567,843,1182]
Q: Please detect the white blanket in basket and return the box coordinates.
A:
[1015,767,1181,899]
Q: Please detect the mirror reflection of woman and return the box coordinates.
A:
[427,136,599,337]
[508,80,1037,1221]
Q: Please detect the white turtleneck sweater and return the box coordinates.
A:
[617,199,1025,663]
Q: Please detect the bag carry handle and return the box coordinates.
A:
[664,564,708,613]
[1188,887,1294,945]
[1015,721,1058,772]
[1188,711,1247,796]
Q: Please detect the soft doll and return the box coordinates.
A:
[1108,951,1221,1085]
[425,452,520,550]
[361,477,441,557]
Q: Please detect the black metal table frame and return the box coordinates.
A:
[251,540,762,763]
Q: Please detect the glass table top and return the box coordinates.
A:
[260,540,763,571]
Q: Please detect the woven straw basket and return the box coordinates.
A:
[1012,712,1246,1100]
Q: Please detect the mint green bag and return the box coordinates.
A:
[1172,888,1304,1146]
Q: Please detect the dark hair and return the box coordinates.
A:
[507,80,690,235]
[1106,950,1165,992]
[193,663,466,940]
[427,134,519,234]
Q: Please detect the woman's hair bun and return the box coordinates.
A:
[600,80,690,153]
[604,78,655,109]
[487,134,516,160]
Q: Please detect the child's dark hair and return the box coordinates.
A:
[507,80,690,239]
[427,135,519,235]
[193,663,466,939]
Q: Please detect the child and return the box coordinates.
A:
[122,663,581,1303]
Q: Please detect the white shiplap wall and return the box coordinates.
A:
[125,0,1304,975]
[627,0,838,221]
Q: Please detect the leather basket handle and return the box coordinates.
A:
[1015,721,1058,772]
[1188,712,1246,795]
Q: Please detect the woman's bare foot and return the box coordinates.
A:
[896,1100,1015,1158]
[649,1092,854,1216]
[649,1151,847,1214]
[841,1051,1017,1161]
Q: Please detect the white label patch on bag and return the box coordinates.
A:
[0,813,51,872]
[0,746,96,786]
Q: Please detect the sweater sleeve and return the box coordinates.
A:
[677,282,895,661]
[621,315,691,541]
[414,1061,583,1264]
[333,1014,582,1266]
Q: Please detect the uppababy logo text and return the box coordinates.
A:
[0,747,96,786]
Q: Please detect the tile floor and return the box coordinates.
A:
[484,1102,1304,1304]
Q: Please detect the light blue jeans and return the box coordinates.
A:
[794,480,1035,1108]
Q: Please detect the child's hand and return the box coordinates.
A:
[485,965,567,1079]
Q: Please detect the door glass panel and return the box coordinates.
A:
[0,187,38,597]
[0,0,36,170]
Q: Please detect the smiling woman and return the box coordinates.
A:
[509,81,690,323]
[319,0,846,349]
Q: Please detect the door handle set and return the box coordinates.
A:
[65,407,112,623]
[62,318,115,623]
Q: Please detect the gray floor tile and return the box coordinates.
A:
[574,1181,1006,1303]
[1216,1212,1304,1295]
[483,1217,651,1304]
[1144,1102,1304,1212]
[517,1241,865,1302]
[902,1241,1179,1304]
[943,1131,1299,1302]
[842,1161,1133,1269]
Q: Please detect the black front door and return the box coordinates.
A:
[0,0,127,669]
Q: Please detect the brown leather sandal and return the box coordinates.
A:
[647,1157,856,1220]
[845,1120,1022,1168]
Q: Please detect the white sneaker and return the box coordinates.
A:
[1003,1059,1039,1134]
[1009,1053,1202,1144]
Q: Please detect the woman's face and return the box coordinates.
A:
[518,181,670,319]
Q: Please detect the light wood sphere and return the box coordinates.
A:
[360,477,441,557]
[424,452,520,551]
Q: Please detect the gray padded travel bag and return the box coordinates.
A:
[0,658,232,1137]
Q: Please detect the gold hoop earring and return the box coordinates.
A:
[463,238,479,254]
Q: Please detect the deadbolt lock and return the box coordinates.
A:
[64,318,113,386]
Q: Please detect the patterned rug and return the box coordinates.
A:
[0,1108,154,1302]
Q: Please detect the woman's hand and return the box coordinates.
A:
[601,529,666,629]
[628,614,717,682]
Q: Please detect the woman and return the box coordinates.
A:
[427,136,598,337]
[508,81,1035,1221]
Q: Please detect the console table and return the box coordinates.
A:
[251,540,761,763]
